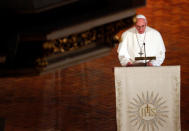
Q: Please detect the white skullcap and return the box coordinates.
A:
[136,14,147,23]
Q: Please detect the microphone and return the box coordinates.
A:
[143,42,147,66]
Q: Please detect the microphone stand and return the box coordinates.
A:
[143,42,147,66]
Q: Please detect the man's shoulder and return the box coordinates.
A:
[121,27,135,36]
[146,26,161,35]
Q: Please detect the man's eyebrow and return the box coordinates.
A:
[136,24,145,26]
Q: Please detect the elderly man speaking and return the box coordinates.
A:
[117,14,166,66]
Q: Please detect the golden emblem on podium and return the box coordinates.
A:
[128,91,168,131]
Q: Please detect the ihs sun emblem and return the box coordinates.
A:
[128,91,168,131]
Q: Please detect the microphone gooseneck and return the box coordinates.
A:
[143,42,147,66]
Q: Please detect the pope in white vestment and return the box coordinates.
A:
[117,15,166,66]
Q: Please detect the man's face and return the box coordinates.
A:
[135,18,147,34]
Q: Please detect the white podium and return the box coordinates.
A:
[114,66,181,131]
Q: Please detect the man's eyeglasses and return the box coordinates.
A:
[136,25,146,29]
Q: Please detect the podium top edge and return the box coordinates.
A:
[114,65,181,69]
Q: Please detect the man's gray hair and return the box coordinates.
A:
[136,14,147,23]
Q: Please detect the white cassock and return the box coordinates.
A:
[117,26,166,66]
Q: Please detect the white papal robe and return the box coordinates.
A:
[117,26,166,66]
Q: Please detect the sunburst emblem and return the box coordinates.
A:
[128,91,168,131]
